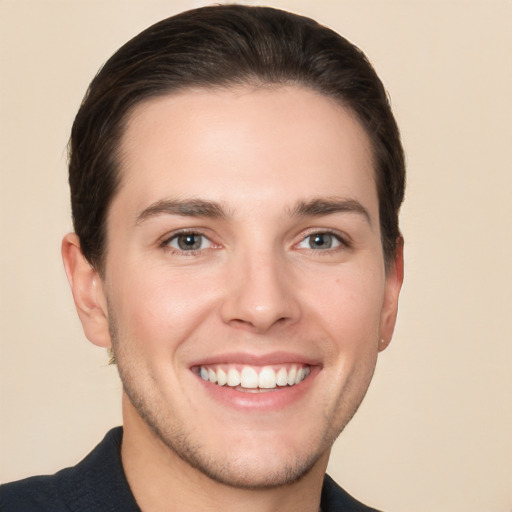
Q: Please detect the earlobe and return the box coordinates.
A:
[61,233,111,348]
[379,237,404,352]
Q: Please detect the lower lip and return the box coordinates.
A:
[194,367,318,412]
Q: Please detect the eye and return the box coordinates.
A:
[297,232,343,250]
[165,232,213,252]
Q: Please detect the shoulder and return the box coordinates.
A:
[1,427,139,512]
[1,473,67,512]
[321,474,384,512]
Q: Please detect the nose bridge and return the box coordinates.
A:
[221,244,299,331]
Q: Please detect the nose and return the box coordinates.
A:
[220,250,301,333]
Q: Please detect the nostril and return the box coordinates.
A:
[228,315,289,332]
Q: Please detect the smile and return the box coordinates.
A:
[197,364,311,391]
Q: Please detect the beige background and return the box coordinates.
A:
[1,1,511,510]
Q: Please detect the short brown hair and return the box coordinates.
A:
[69,4,405,272]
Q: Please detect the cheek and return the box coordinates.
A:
[306,264,385,347]
[109,266,221,350]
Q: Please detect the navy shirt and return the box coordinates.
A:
[1,428,382,511]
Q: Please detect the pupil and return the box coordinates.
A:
[178,234,201,250]
[311,233,332,249]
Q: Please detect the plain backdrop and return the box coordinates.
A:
[1,1,511,511]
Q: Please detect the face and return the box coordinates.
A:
[94,86,402,488]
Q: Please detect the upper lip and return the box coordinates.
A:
[189,351,321,369]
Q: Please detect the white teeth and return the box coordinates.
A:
[287,366,297,386]
[276,367,288,387]
[227,368,241,387]
[240,366,258,388]
[208,368,217,384]
[217,367,227,386]
[258,366,276,389]
[199,364,310,390]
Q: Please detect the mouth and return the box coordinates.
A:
[194,364,311,393]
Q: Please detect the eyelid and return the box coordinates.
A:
[294,228,351,250]
[158,227,351,254]
[160,228,220,253]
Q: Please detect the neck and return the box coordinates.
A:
[120,394,328,512]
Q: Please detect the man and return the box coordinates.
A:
[1,4,404,511]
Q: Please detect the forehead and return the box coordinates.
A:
[113,85,377,221]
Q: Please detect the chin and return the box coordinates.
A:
[160,434,327,490]
[127,387,330,490]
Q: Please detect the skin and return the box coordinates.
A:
[62,85,403,512]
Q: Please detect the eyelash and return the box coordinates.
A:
[296,230,351,253]
[161,230,216,256]
[160,228,350,256]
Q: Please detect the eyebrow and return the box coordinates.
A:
[289,197,372,225]
[136,198,228,225]
[135,196,371,225]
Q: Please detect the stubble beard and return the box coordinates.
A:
[123,380,327,490]
[108,309,373,490]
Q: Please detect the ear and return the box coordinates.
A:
[61,233,111,348]
[379,237,404,352]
